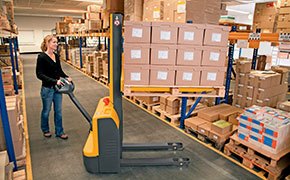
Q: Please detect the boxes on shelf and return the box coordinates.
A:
[124,65,150,85]
[151,22,178,44]
[56,22,69,34]
[150,44,177,65]
[137,96,160,104]
[85,19,102,31]
[185,116,208,131]
[203,25,230,47]
[87,4,101,13]
[105,0,124,13]
[150,65,175,86]
[236,59,252,73]
[143,0,164,22]
[124,43,150,65]
[201,46,227,67]
[177,24,205,46]
[175,66,201,86]
[124,0,143,21]
[124,21,151,43]
[200,67,226,86]
[176,45,202,66]
[83,12,100,20]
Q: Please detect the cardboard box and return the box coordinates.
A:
[177,23,205,45]
[234,84,246,97]
[236,73,248,85]
[166,96,180,108]
[200,67,226,86]
[160,95,169,104]
[124,43,150,65]
[151,22,178,44]
[124,0,143,21]
[255,72,281,89]
[245,86,255,98]
[124,65,150,85]
[106,0,124,13]
[143,0,164,22]
[198,104,232,122]
[124,21,151,43]
[201,46,227,67]
[203,24,230,47]
[84,13,100,20]
[160,103,166,110]
[198,122,211,137]
[219,107,243,121]
[175,66,201,86]
[150,65,176,86]
[85,19,102,30]
[211,120,233,134]
[228,114,240,125]
[236,60,252,73]
[87,4,101,12]
[150,44,177,65]
[176,45,202,66]
[280,0,290,7]
[184,116,208,131]
[165,105,179,115]
[279,7,290,14]
[138,96,160,104]
[271,66,289,84]
[277,101,290,112]
[253,84,288,100]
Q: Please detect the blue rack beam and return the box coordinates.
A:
[0,69,17,171]
[79,37,83,69]
[8,38,18,94]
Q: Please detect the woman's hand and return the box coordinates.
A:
[57,79,64,86]
[67,77,72,82]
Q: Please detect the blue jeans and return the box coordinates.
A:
[40,86,64,136]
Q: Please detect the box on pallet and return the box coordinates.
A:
[143,0,164,22]
[178,24,205,45]
[124,65,150,85]
[166,97,180,108]
[124,43,150,64]
[185,117,208,131]
[236,73,248,85]
[271,66,289,84]
[176,45,202,66]
[150,66,175,86]
[201,46,227,67]
[151,22,178,44]
[211,120,233,134]
[277,101,290,112]
[200,67,226,86]
[198,104,232,122]
[150,44,177,65]
[198,122,211,136]
[203,25,230,47]
[175,66,200,86]
[236,60,252,73]
[137,96,160,104]
[125,21,151,43]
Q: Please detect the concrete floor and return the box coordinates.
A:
[22,54,259,180]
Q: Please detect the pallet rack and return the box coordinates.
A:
[0,28,20,171]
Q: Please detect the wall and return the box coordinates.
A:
[14,16,61,53]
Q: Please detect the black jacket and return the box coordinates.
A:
[36,52,68,88]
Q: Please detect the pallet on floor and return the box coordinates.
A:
[131,96,160,111]
[224,134,290,180]
[99,75,108,86]
[124,86,225,97]
[152,104,204,126]
[185,125,237,150]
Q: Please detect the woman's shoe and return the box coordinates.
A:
[56,134,68,140]
[43,132,52,138]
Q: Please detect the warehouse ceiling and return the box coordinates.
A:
[14,0,103,17]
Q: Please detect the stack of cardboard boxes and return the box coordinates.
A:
[233,60,288,109]
[160,96,180,115]
[124,21,229,87]
[237,105,290,154]
[0,95,24,159]
[277,101,290,112]
[85,54,94,75]
[143,0,223,25]
[93,51,108,78]
[124,0,143,21]
[83,5,102,31]
[185,104,242,141]
[253,2,279,33]
[137,96,160,105]
[70,48,95,68]
[277,5,290,33]
[1,67,14,96]
[0,0,15,32]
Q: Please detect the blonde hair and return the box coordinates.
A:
[41,35,57,52]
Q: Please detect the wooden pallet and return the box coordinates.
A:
[224,134,290,180]
[124,86,225,97]
[13,169,26,180]
[132,96,160,111]
[185,126,237,150]
[152,104,204,126]
[92,73,100,81]
[99,75,108,86]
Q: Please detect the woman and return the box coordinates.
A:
[36,35,72,139]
